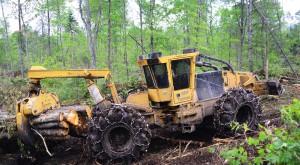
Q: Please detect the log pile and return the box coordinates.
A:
[30,105,90,138]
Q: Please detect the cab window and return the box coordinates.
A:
[143,66,155,88]
[151,64,169,88]
[171,59,191,90]
[143,64,169,89]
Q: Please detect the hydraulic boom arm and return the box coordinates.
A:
[28,66,121,105]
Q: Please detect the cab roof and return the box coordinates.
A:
[137,52,199,66]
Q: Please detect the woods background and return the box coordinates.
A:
[0,0,299,82]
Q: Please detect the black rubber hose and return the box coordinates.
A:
[199,54,235,73]
[195,61,219,71]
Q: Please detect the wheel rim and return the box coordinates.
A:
[103,124,134,155]
[236,104,253,125]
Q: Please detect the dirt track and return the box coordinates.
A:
[0,83,299,165]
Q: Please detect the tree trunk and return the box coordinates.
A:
[40,18,44,63]
[20,10,30,70]
[107,0,111,69]
[196,0,202,47]
[79,0,97,69]
[252,1,297,78]
[150,0,155,52]
[18,0,24,78]
[0,0,12,71]
[71,31,75,68]
[239,0,246,70]
[57,0,62,53]
[34,121,69,129]
[123,0,129,80]
[209,0,213,42]
[229,29,232,64]
[265,22,268,80]
[247,0,253,72]
[184,3,190,47]
[31,113,64,125]
[261,15,265,72]
[138,0,144,54]
[46,0,51,56]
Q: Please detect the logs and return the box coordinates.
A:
[30,106,91,138]
[31,112,63,125]
[37,129,69,137]
[34,121,69,129]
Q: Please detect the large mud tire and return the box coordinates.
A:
[87,101,151,164]
[213,88,262,137]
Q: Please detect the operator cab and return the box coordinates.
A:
[137,50,198,108]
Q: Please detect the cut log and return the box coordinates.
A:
[53,109,79,125]
[37,128,69,137]
[50,108,81,125]
[34,121,69,129]
[58,105,92,119]
[57,105,90,113]
[63,110,79,126]
[31,112,63,125]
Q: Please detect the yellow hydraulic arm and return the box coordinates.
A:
[28,66,121,105]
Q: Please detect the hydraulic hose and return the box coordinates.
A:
[199,54,235,73]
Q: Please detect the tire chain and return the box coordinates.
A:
[213,87,262,135]
[87,101,151,163]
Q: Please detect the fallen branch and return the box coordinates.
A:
[212,138,233,143]
[31,128,53,156]
[155,134,206,147]
[183,140,192,154]
[162,146,178,159]
[166,143,222,161]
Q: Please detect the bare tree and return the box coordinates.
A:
[237,0,246,70]
[18,0,24,78]
[123,0,129,80]
[150,0,155,52]
[20,7,30,69]
[246,0,253,72]
[107,0,111,70]
[196,0,202,47]
[46,0,51,56]
[137,0,144,54]
[79,0,97,69]
[265,21,268,79]
[56,0,62,52]
[184,3,190,47]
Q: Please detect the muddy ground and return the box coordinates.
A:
[0,83,300,165]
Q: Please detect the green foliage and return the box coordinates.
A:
[0,70,27,114]
[220,147,248,165]
[220,99,300,165]
[41,78,89,105]
[208,147,216,154]
[0,0,298,79]
[0,0,299,107]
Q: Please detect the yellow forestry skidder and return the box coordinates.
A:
[16,48,283,163]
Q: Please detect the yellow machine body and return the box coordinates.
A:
[126,51,280,131]
[16,50,282,145]
[135,52,267,107]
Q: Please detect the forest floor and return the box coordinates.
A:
[0,82,300,165]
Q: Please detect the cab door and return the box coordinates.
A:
[170,58,194,105]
